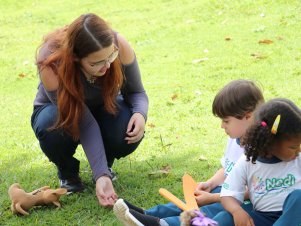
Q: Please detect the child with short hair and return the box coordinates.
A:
[214,98,301,226]
[113,79,264,226]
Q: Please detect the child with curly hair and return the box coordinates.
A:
[215,98,301,226]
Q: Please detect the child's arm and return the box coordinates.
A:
[195,186,249,206]
[194,168,225,206]
[221,196,255,226]
[195,191,220,206]
[220,156,253,225]
[196,168,225,192]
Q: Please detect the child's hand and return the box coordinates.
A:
[232,209,255,226]
[195,190,217,206]
[195,181,212,193]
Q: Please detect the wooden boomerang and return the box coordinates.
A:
[182,173,198,210]
[159,173,198,211]
[159,188,190,211]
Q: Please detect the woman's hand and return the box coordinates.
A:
[95,176,118,207]
[125,113,145,144]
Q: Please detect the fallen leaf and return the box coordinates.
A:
[195,90,202,96]
[148,123,156,128]
[18,73,26,78]
[161,165,171,171]
[199,155,207,161]
[192,57,209,64]
[149,165,171,177]
[253,26,265,33]
[148,170,168,176]
[171,94,178,100]
[258,39,273,44]
[225,36,232,41]
[251,53,268,59]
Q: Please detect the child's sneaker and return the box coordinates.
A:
[113,199,160,226]
[114,199,142,226]
[127,209,160,226]
[123,200,145,214]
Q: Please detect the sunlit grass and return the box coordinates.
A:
[1,0,301,225]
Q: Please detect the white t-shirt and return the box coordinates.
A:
[220,138,245,177]
[221,155,301,212]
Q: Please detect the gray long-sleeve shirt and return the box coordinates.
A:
[33,42,148,181]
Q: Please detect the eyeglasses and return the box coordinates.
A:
[90,46,119,68]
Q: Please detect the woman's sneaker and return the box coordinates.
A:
[91,168,117,184]
[109,168,118,181]
[59,176,85,194]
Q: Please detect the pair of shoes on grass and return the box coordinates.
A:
[113,199,160,226]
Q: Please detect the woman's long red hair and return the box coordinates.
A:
[37,14,123,139]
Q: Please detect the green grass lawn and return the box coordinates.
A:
[1,0,301,225]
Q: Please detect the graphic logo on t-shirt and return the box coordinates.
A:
[224,158,235,175]
[251,176,265,194]
[266,174,295,191]
[252,174,296,195]
[222,182,229,189]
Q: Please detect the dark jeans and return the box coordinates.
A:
[31,97,142,180]
[146,186,253,226]
[213,189,301,226]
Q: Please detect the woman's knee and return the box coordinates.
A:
[32,105,57,139]
[100,103,132,146]
[108,138,141,159]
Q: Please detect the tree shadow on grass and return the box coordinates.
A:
[0,144,220,225]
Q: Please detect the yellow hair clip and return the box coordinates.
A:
[271,115,281,134]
